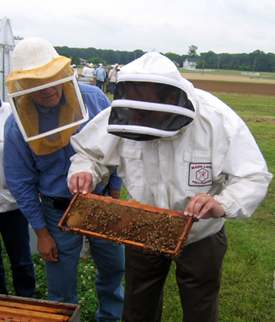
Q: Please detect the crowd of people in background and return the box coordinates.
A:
[80,61,121,93]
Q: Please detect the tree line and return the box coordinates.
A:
[198,50,275,72]
[54,46,275,73]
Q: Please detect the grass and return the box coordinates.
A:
[202,93,275,322]
[1,92,275,321]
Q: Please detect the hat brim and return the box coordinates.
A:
[6,56,72,84]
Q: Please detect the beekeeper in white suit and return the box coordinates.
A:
[68,52,272,322]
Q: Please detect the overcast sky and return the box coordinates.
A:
[2,0,275,56]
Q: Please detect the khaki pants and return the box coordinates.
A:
[122,226,228,322]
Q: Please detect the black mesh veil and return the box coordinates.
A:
[107,81,195,141]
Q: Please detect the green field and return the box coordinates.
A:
[162,92,275,322]
[1,92,274,321]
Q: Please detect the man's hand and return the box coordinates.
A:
[183,193,225,220]
[36,227,58,262]
[69,172,93,195]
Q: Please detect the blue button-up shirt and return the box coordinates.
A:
[3,84,122,230]
[94,67,106,82]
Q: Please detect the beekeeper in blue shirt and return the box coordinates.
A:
[4,37,124,322]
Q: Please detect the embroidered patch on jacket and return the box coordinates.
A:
[189,163,213,186]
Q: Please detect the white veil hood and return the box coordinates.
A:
[117,52,197,104]
[108,52,197,141]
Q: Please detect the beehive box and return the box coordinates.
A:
[0,295,80,321]
[58,193,195,259]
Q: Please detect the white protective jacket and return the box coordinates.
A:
[69,54,272,245]
[108,68,117,83]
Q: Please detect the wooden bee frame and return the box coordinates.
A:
[58,193,195,258]
[0,295,80,321]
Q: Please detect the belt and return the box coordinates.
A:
[43,196,72,211]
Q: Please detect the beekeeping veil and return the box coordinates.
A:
[5,37,88,155]
[107,52,196,141]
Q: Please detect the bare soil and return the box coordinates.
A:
[182,73,275,96]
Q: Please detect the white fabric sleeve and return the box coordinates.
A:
[213,123,273,219]
[68,108,121,190]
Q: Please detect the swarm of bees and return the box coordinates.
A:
[66,196,189,259]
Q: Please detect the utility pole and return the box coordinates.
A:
[251,56,256,79]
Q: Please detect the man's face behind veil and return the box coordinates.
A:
[30,84,63,108]
[124,82,175,127]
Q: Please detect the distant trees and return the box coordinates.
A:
[71,52,80,65]
[196,59,207,69]
[58,50,70,58]
[164,52,181,63]
[199,49,275,72]
[87,57,107,66]
[188,45,198,58]
[54,46,145,66]
[54,45,275,72]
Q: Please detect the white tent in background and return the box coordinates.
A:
[0,17,15,102]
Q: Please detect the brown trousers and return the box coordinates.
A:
[122,226,228,322]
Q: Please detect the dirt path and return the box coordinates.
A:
[181,72,275,84]
[181,73,275,96]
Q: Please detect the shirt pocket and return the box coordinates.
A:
[118,144,143,187]
[34,150,62,174]
[184,150,213,193]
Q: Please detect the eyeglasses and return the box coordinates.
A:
[132,109,152,116]
[132,97,166,116]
